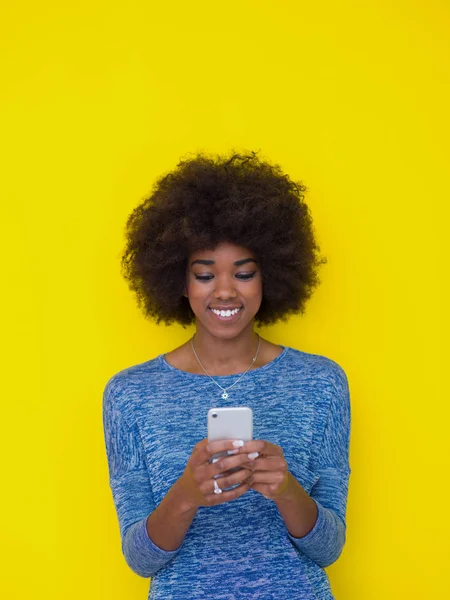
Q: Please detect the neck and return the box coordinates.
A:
[192,323,259,375]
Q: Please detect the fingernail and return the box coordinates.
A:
[227,449,239,455]
[232,440,244,448]
[248,452,259,460]
[211,457,220,464]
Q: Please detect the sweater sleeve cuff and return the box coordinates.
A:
[287,498,326,550]
[138,516,182,556]
[123,517,182,577]
[287,499,345,568]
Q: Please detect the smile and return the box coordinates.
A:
[209,307,242,318]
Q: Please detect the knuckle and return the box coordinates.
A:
[214,461,224,474]
[221,458,233,471]
[193,467,204,483]
[238,472,250,485]
[193,472,201,484]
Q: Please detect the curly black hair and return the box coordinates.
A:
[121,150,327,326]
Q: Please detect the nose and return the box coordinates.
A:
[214,274,237,300]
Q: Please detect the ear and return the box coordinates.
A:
[183,287,188,298]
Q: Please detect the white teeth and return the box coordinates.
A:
[211,307,241,317]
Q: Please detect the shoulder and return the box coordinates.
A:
[281,347,350,421]
[281,346,349,387]
[102,355,166,418]
[282,348,351,444]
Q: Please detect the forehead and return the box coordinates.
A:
[189,242,256,263]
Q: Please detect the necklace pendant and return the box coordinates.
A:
[222,391,229,400]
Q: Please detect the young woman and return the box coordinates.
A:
[102,151,351,600]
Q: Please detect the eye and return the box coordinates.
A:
[194,274,214,282]
[236,272,256,280]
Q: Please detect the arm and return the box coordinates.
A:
[102,379,187,577]
[145,481,198,551]
[281,366,352,567]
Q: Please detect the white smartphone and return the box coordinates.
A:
[207,407,253,468]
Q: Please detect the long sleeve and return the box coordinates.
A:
[288,365,351,568]
[102,378,181,577]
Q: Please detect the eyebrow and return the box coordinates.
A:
[190,258,258,267]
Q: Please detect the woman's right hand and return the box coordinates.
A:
[177,439,254,509]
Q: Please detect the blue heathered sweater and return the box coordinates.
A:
[102,346,351,599]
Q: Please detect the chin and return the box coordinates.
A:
[198,320,255,340]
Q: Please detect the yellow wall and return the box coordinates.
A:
[1,1,448,598]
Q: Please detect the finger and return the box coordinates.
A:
[217,465,254,479]
[246,456,287,472]
[189,439,212,467]
[250,470,287,486]
[200,466,253,496]
[199,453,254,481]
[191,439,246,467]
[206,439,246,455]
[203,476,253,506]
[193,452,251,484]
[240,440,284,457]
[209,452,255,477]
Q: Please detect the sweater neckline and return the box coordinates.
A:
[159,345,289,379]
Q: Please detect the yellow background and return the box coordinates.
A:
[1,1,448,598]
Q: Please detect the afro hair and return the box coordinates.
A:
[121,150,327,326]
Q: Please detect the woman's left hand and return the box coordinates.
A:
[240,440,291,500]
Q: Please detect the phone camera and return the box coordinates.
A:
[212,412,218,418]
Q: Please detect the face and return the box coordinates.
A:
[185,242,263,340]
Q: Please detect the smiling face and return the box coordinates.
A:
[185,242,263,340]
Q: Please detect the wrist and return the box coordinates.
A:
[272,472,319,538]
[171,477,200,514]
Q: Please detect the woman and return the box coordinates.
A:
[102,151,351,599]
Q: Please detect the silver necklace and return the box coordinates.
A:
[191,334,261,400]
